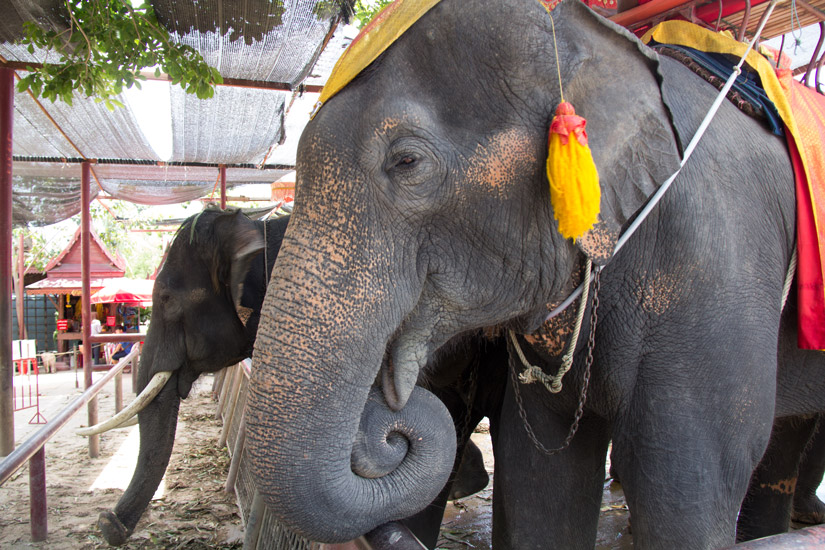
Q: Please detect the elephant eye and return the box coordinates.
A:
[389,152,419,171]
[383,137,443,191]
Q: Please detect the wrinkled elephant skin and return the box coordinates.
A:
[245,0,825,548]
[97,207,495,548]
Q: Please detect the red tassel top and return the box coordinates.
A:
[549,101,589,147]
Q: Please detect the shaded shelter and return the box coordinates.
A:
[0,0,355,458]
[24,227,127,357]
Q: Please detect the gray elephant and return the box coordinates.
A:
[242,0,825,548]
[87,208,285,546]
[83,208,495,547]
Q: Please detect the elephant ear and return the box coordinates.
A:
[555,0,683,264]
[213,210,265,309]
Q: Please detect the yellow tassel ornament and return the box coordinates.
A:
[546,101,600,240]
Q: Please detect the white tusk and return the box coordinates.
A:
[115,416,139,428]
[76,371,172,436]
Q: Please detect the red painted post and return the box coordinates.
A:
[29,446,47,541]
[17,232,25,339]
[220,164,227,210]
[0,67,15,457]
[81,160,99,458]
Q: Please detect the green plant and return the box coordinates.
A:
[353,0,395,28]
[16,0,222,110]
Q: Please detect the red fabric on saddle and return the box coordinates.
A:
[779,71,825,349]
[788,132,825,349]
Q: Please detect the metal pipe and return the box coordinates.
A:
[737,0,751,42]
[803,22,825,87]
[724,525,825,548]
[610,0,694,27]
[114,371,123,414]
[319,522,427,550]
[16,232,25,339]
[28,446,47,541]
[0,67,14,457]
[0,60,324,94]
[0,354,130,485]
[220,164,227,210]
[81,160,98,458]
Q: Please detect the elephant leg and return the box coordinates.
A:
[737,415,819,541]
[449,439,489,500]
[611,376,773,549]
[792,414,825,525]
[492,380,610,550]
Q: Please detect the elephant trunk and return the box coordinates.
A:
[98,374,180,546]
[246,242,456,543]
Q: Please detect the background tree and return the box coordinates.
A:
[353,0,394,28]
[16,0,222,110]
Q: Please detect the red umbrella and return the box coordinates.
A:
[91,278,154,306]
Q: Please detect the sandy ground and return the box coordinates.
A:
[1,371,242,549]
[2,368,824,550]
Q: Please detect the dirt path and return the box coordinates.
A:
[0,375,243,549]
[14,369,821,550]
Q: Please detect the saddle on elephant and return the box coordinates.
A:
[642,20,825,350]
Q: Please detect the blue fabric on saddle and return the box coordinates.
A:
[650,42,784,136]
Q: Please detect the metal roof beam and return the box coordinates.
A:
[0,60,323,94]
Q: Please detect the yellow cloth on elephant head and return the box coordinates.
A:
[310,0,443,120]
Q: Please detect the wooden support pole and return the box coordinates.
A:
[0,67,15,456]
[81,160,99,458]
[218,365,243,448]
[225,415,245,494]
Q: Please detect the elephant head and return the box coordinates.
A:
[246,0,681,542]
[91,208,288,545]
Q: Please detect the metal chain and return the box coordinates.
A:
[458,357,480,445]
[508,269,601,456]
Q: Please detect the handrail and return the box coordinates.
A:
[0,344,138,486]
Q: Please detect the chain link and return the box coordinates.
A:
[507,269,601,456]
[459,356,479,445]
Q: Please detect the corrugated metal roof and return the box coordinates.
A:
[0,0,353,225]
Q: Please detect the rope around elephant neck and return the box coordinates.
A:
[543,0,782,325]
[781,246,797,311]
[510,258,592,393]
[507,268,601,455]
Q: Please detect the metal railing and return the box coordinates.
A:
[0,345,140,542]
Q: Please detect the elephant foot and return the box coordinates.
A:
[792,494,825,525]
[98,511,131,546]
[448,442,489,501]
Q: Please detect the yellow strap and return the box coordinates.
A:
[641,20,816,233]
[311,0,443,119]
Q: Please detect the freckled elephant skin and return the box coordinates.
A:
[246,0,825,548]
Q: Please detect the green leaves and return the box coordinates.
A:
[16,0,223,107]
[353,0,394,28]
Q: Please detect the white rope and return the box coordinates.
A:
[545,0,782,323]
[781,246,798,311]
[512,259,593,393]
